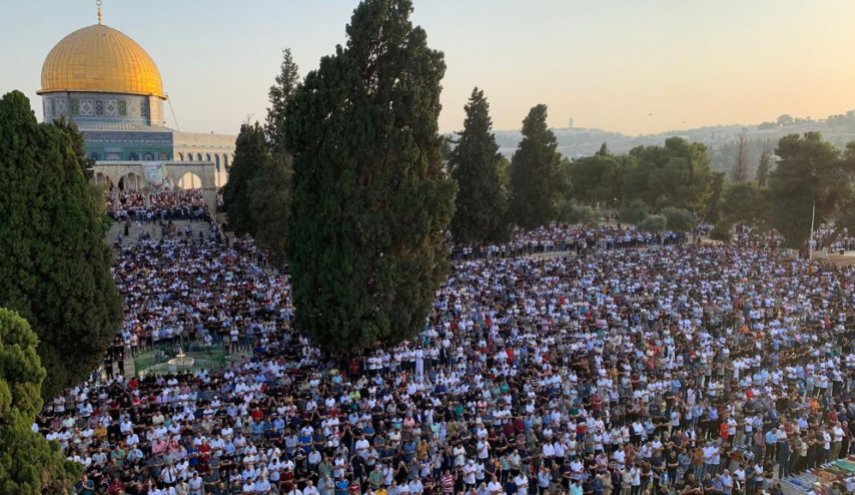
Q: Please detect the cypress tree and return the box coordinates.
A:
[248,154,292,269]
[222,122,270,236]
[286,0,456,354]
[0,90,122,398]
[0,308,82,493]
[508,104,561,229]
[449,87,508,244]
[244,47,301,266]
[265,48,301,157]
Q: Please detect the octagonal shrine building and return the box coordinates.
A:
[37,13,235,193]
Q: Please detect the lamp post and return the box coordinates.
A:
[808,200,816,259]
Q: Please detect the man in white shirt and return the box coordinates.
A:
[513,472,529,494]
[463,460,477,489]
[613,449,626,470]
[303,481,320,495]
[356,435,371,459]
[453,445,466,467]
[487,475,503,495]
[477,439,491,461]
[832,423,845,459]
[188,473,204,495]
[409,478,424,495]
[541,442,555,464]
[161,463,178,487]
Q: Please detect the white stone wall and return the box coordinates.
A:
[172,131,236,187]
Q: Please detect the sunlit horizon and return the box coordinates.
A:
[3,0,855,137]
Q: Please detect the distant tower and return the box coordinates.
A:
[568,117,574,128]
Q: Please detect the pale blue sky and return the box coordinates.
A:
[3,0,855,136]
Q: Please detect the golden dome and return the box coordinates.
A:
[38,24,165,99]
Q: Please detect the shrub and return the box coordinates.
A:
[661,207,694,232]
[638,214,667,232]
[0,308,82,493]
[557,200,598,225]
[710,222,733,242]
[620,199,649,224]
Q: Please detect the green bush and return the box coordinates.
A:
[661,207,694,232]
[0,308,82,493]
[711,222,733,242]
[620,198,649,224]
[557,199,598,225]
[638,214,667,232]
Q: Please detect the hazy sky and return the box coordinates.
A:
[3,0,855,137]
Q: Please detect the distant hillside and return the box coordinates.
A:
[480,111,855,176]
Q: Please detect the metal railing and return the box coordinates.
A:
[132,342,228,377]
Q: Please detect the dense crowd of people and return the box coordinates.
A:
[812,225,855,254]
[109,228,276,355]
[106,189,210,222]
[730,226,784,250]
[32,206,855,495]
[450,226,687,260]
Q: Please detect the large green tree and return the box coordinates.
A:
[0,91,121,398]
[564,154,627,207]
[0,308,81,493]
[243,48,301,266]
[285,0,456,354]
[222,122,270,236]
[248,154,292,269]
[767,132,849,249]
[265,48,301,157]
[625,137,716,213]
[449,87,508,244]
[720,181,768,226]
[508,104,561,229]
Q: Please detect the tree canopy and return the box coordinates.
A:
[222,122,271,237]
[248,154,292,269]
[0,308,81,493]
[767,132,850,249]
[508,104,561,229]
[265,48,301,158]
[624,137,716,213]
[563,154,626,207]
[719,181,768,227]
[285,0,456,354]
[554,130,855,250]
[0,90,122,398]
[448,87,508,244]
[233,47,302,264]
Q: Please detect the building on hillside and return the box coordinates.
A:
[37,8,236,206]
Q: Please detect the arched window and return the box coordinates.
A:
[128,152,139,161]
[143,153,154,161]
[206,153,212,162]
[196,153,203,161]
[178,172,203,190]
[187,153,193,161]
[118,173,143,192]
[224,154,230,169]
[178,152,184,161]
[89,152,100,161]
[215,154,221,171]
